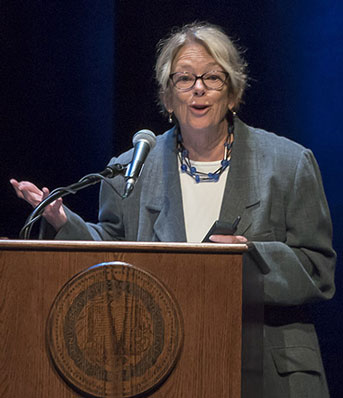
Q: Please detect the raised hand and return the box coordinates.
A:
[10,179,67,231]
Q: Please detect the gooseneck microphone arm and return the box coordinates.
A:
[20,129,157,240]
[19,162,126,240]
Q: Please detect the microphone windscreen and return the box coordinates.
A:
[132,129,156,149]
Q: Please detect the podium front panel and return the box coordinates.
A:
[0,240,258,398]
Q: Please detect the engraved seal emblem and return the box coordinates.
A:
[47,262,183,397]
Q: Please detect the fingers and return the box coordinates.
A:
[45,197,63,213]
[10,179,24,199]
[43,198,67,231]
[42,187,50,200]
[209,234,248,244]
[10,178,19,186]
[41,187,58,214]
[10,178,67,231]
[10,179,44,207]
[10,179,42,195]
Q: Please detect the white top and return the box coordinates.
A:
[179,159,228,242]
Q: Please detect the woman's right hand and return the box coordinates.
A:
[10,179,67,231]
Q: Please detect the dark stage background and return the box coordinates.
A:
[1,1,342,396]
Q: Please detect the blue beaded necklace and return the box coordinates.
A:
[177,115,234,183]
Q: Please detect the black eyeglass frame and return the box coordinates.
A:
[169,70,229,91]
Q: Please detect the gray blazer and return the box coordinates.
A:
[50,118,336,397]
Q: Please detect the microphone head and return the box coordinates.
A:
[132,129,156,149]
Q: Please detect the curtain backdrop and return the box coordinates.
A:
[1,1,342,396]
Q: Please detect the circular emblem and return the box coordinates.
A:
[47,262,183,398]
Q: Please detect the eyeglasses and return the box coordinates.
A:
[169,70,229,91]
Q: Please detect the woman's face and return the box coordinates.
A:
[165,42,232,136]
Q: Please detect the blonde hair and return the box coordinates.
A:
[155,21,248,112]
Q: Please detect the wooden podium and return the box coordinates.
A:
[0,240,263,398]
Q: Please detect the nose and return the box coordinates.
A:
[193,77,206,96]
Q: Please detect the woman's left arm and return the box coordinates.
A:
[251,149,336,306]
[211,149,336,306]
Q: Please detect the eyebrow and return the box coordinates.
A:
[175,61,220,69]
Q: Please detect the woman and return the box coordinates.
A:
[11,22,336,397]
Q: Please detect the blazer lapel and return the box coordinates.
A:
[139,128,187,242]
[219,118,261,236]
[138,120,260,241]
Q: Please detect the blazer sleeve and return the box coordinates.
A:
[249,149,336,306]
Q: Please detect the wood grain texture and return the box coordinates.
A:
[0,241,255,398]
[47,262,184,397]
[0,240,248,253]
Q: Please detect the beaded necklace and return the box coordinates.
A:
[177,115,234,183]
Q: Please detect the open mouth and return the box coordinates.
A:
[190,104,210,113]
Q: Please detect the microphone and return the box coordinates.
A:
[123,129,156,198]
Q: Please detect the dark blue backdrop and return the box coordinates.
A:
[1,1,342,396]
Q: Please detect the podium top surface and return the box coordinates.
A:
[0,239,248,254]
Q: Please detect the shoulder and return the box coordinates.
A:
[235,118,314,167]
[240,119,307,154]
[233,119,321,189]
